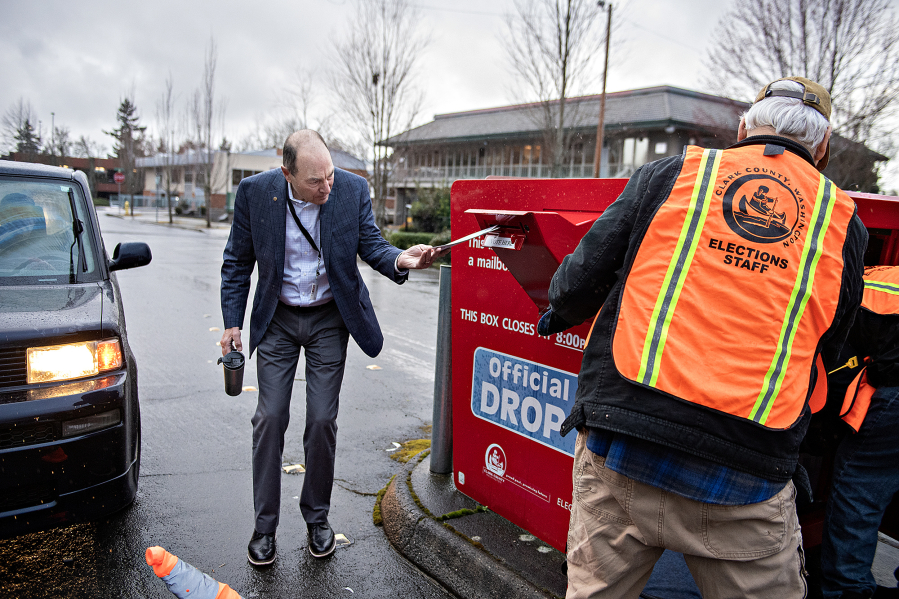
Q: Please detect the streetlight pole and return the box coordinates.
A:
[592,2,612,178]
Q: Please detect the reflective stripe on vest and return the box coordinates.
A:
[750,175,837,423]
[839,266,899,430]
[861,266,899,315]
[613,144,853,430]
[638,149,723,385]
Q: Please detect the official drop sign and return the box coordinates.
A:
[471,348,576,456]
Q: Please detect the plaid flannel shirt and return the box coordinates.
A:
[587,428,785,506]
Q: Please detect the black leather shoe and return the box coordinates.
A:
[247,530,276,566]
[307,522,336,558]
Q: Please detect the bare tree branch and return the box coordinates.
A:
[505,0,605,177]
[2,98,39,156]
[190,36,224,227]
[330,0,429,228]
[156,72,177,223]
[702,0,899,190]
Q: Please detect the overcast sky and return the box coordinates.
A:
[1,0,897,189]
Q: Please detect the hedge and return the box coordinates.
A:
[388,231,436,250]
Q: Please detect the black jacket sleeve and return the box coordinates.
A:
[547,156,682,329]
[820,214,867,367]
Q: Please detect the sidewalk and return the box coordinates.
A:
[381,453,702,599]
[381,452,899,599]
[381,453,568,599]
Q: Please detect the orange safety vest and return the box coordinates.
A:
[613,144,856,430]
[839,266,899,431]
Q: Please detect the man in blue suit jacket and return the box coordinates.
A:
[220,130,439,565]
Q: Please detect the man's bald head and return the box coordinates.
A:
[283,130,330,175]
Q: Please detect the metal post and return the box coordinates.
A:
[431,264,453,474]
[593,2,613,178]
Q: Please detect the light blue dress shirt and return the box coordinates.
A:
[279,184,333,307]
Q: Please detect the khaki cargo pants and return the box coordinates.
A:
[566,433,807,599]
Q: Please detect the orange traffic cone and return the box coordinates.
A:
[146,546,242,599]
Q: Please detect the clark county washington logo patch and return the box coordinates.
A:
[721,173,804,244]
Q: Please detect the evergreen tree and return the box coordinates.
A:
[105,97,147,202]
[14,118,41,159]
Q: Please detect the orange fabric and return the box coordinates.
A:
[215,581,242,599]
[841,369,876,432]
[145,546,178,578]
[809,354,828,413]
[583,305,604,347]
[613,144,855,429]
[861,265,899,315]
[837,266,899,431]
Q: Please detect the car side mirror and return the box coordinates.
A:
[109,242,152,272]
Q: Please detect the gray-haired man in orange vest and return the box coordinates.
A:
[539,77,867,597]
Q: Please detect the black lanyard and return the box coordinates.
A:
[286,198,323,300]
[286,198,320,255]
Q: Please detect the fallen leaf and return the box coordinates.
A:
[242,386,257,392]
[283,464,306,474]
[366,365,382,370]
[209,327,220,332]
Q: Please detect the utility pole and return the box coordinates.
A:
[592,2,612,178]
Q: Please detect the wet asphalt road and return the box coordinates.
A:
[0,213,454,599]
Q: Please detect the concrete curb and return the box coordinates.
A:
[381,456,555,599]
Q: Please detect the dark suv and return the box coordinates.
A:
[0,160,150,537]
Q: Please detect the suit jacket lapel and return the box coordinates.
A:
[320,176,335,264]
[270,176,287,276]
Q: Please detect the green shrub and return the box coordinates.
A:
[388,231,435,250]
[429,230,451,246]
[410,186,450,232]
[175,205,183,215]
[430,230,452,264]
[92,197,110,207]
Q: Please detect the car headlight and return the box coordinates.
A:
[27,339,123,384]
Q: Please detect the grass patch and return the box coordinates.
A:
[389,438,431,463]
[372,474,397,527]
[436,506,489,521]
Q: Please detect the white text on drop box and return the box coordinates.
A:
[470,347,578,456]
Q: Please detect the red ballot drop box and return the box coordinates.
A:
[450,178,627,551]
[449,178,899,553]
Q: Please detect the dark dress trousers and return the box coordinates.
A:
[221,167,406,532]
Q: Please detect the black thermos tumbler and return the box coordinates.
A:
[218,349,245,396]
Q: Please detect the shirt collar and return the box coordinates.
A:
[727,134,816,168]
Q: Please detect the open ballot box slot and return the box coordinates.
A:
[464,209,604,311]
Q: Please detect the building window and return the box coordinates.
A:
[655,141,668,155]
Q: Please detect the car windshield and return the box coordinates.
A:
[0,177,98,285]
